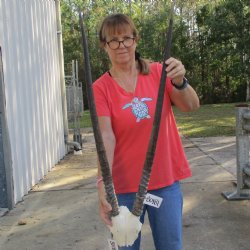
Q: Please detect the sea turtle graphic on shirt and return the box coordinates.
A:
[122,97,152,122]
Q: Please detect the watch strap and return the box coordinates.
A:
[171,77,188,90]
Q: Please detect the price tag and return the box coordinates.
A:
[143,193,163,208]
[107,239,118,250]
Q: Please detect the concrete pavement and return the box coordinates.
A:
[0,131,250,250]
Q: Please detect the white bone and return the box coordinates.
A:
[109,206,142,247]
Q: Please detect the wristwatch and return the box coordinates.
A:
[171,77,189,90]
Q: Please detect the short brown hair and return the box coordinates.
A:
[99,13,139,47]
[98,14,149,75]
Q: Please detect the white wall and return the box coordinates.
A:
[0,0,65,203]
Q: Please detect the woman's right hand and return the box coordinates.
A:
[97,183,113,226]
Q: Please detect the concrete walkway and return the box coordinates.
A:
[0,131,250,250]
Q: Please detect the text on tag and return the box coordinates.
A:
[143,193,163,208]
[107,239,118,250]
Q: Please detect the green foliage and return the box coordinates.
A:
[60,0,250,107]
[194,0,250,103]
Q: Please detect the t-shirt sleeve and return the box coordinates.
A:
[152,62,174,94]
[93,81,111,117]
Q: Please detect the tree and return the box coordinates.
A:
[60,0,250,105]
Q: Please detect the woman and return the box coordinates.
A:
[93,13,199,250]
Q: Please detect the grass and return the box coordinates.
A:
[69,110,92,129]
[173,103,237,138]
[71,103,242,138]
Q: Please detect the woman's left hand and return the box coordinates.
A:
[165,57,186,85]
[166,57,200,112]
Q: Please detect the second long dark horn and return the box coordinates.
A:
[132,1,175,217]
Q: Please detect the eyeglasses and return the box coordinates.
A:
[106,37,135,50]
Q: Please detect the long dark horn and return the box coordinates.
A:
[79,12,119,217]
[132,1,176,217]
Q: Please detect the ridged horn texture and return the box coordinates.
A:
[79,12,119,217]
[132,1,175,217]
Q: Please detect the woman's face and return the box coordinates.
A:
[104,26,137,67]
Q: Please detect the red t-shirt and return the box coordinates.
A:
[93,62,191,194]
